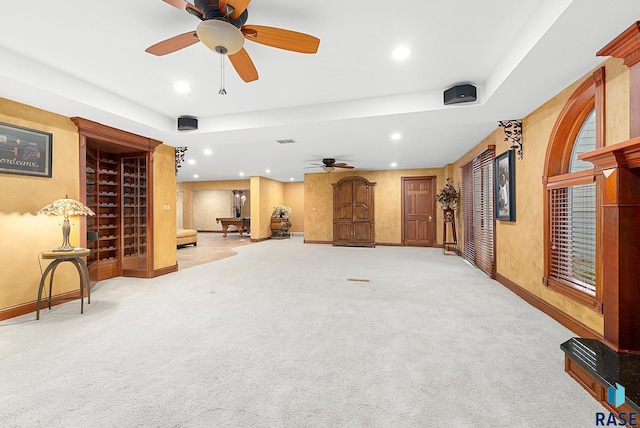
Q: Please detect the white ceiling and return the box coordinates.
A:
[1,0,638,182]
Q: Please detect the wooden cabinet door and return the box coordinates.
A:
[332,176,376,247]
[333,223,353,245]
[352,179,372,221]
[334,179,353,221]
[352,222,373,245]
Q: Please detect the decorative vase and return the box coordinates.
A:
[270,216,291,239]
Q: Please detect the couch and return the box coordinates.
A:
[177,228,197,247]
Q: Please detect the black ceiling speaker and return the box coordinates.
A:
[178,116,198,131]
[443,84,477,105]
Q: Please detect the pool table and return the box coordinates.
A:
[216,217,250,237]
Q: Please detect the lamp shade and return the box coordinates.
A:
[37,196,95,251]
[196,20,245,55]
[37,196,96,218]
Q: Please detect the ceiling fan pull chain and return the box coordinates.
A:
[218,53,227,95]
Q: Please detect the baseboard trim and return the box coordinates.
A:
[376,242,403,246]
[0,289,84,322]
[303,240,332,244]
[494,272,601,340]
[250,237,271,242]
[154,264,178,277]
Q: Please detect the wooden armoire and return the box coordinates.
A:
[72,117,162,281]
[332,176,376,247]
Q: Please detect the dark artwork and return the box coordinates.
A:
[0,122,52,178]
[495,149,515,221]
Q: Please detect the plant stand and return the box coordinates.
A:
[270,216,291,239]
[442,207,457,255]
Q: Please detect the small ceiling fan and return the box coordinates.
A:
[305,158,355,173]
[146,0,320,83]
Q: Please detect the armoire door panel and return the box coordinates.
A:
[352,222,373,244]
[334,223,352,244]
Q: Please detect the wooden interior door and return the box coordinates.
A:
[402,177,436,246]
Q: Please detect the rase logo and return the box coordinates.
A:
[595,383,638,426]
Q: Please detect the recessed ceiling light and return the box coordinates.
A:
[174,81,191,93]
[391,133,402,140]
[265,169,271,174]
[203,149,213,155]
[390,162,398,168]
[239,172,245,177]
[193,174,199,178]
[290,177,295,181]
[187,159,196,165]
[392,46,411,61]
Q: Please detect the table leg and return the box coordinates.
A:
[222,225,228,237]
[48,264,59,310]
[70,260,84,314]
[37,261,58,320]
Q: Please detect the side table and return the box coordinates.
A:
[36,249,91,320]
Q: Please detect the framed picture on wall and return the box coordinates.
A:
[0,122,52,178]
[494,149,516,221]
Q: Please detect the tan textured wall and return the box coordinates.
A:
[283,181,304,233]
[260,177,285,239]
[303,168,444,244]
[178,179,250,230]
[452,58,630,335]
[192,190,232,230]
[0,98,81,309]
[152,144,176,270]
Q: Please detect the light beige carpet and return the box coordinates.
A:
[0,239,603,427]
[176,231,254,270]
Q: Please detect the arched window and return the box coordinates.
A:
[544,69,604,310]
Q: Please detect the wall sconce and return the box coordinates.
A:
[498,120,523,160]
[175,146,188,175]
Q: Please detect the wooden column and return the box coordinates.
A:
[579,138,640,353]
[597,21,640,138]
[590,22,640,353]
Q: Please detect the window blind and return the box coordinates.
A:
[462,148,495,277]
[474,149,495,277]
[549,182,596,296]
[462,162,474,265]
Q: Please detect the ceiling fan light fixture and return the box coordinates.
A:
[323,166,335,173]
[196,20,245,55]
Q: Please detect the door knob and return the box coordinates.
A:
[429,215,432,222]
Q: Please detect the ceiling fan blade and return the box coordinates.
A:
[162,0,204,17]
[163,0,187,9]
[145,31,199,56]
[220,0,252,19]
[228,48,259,82]
[336,165,355,169]
[242,25,320,54]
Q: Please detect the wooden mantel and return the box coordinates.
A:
[579,137,640,354]
[579,135,640,169]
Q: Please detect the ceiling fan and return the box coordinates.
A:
[146,0,320,83]
[305,158,355,173]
